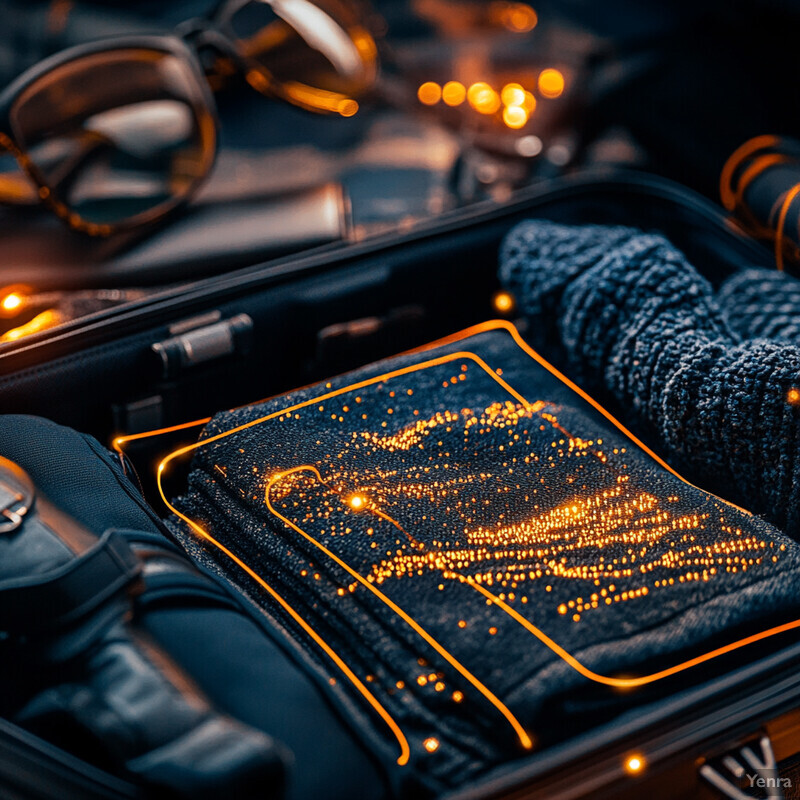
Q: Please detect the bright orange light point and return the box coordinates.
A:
[501,83,526,107]
[423,737,440,753]
[442,81,466,106]
[348,494,367,509]
[625,754,645,774]
[538,68,565,98]
[468,82,501,115]
[503,105,528,129]
[788,388,800,405]
[492,291,516,313]
[1,292,23,312]
[417,81,441,106]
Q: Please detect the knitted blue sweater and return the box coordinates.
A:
[500,222,800,536]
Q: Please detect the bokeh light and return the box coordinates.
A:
[417,81,442,105]
[538,68,565,98]
[442,81,467,106]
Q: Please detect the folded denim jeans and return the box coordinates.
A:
[168,326,800,794]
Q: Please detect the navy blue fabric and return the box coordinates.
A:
[718,267,800,343]
[500,221,800,537]
[0,414,162,536]
[0,415,389,800]
[168,328,800,793]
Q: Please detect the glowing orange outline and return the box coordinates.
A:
[157,467,411,766]
[152,348,536,756]
[775,183,800,272]
[266,465,533,750]
[115,319,800,762]
[720,135,779,212]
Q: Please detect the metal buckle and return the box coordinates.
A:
[0,491,27,534]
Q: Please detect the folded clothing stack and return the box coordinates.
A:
[168,324,800,794]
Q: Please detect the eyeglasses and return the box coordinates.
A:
[0,0,379,236]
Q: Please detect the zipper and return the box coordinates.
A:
[82,435,178,543]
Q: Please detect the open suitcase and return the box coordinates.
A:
[2,170,800,800]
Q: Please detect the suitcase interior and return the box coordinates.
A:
[2,171,799,800]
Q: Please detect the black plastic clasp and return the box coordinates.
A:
[152,311,253,381]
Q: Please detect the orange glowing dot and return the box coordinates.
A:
[1,292,23,312]
[338,99,359,117]
[468,82,501,115]
[417,675,428,686]
[624,754,645,774]
[503,104,528,129]
[493,290,516,313]
[538,68,565,98]
[501,82,526,107]
[442,80,466,106]
[457,619,467,628]
[423,737,440,753]
[452,690,464,703]
[467,81,490,105]
[417,81,442,105]
[348,494,367,509]
[489,626,498,635]
[788,388,800,405]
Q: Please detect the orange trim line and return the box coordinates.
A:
[266,466,533,751]
[157,466,412,765]
[341,500,800,690]
[113,319,800,763]
[720,134,779,211]
[156,348,537,757]
[775,183,800,272]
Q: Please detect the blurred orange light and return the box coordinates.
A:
[503,105,528,129]
[501,83,526,107]
[492,291,516,313]
[442,81,466,106]
[1,292,23,313]
[522,91,537,112]
[0,309,60,343]
[467,81,491,105]
[538,68,565,98]
[417,81,442,105]
[491,2,538,32]
[468,82,501,115]
[624,754,646,775]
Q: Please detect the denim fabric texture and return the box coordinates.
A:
[500,221,800,537]
[168,328,800,793]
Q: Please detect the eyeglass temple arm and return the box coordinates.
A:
[0,139,39,206]
[0,130,115,208]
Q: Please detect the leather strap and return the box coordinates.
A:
[0,529,141,635]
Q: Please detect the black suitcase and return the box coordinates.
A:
[2,170,799,800]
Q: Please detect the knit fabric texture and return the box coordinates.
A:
[500,221,800,537]
[718,267,800,342]
[167,328,800,793]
